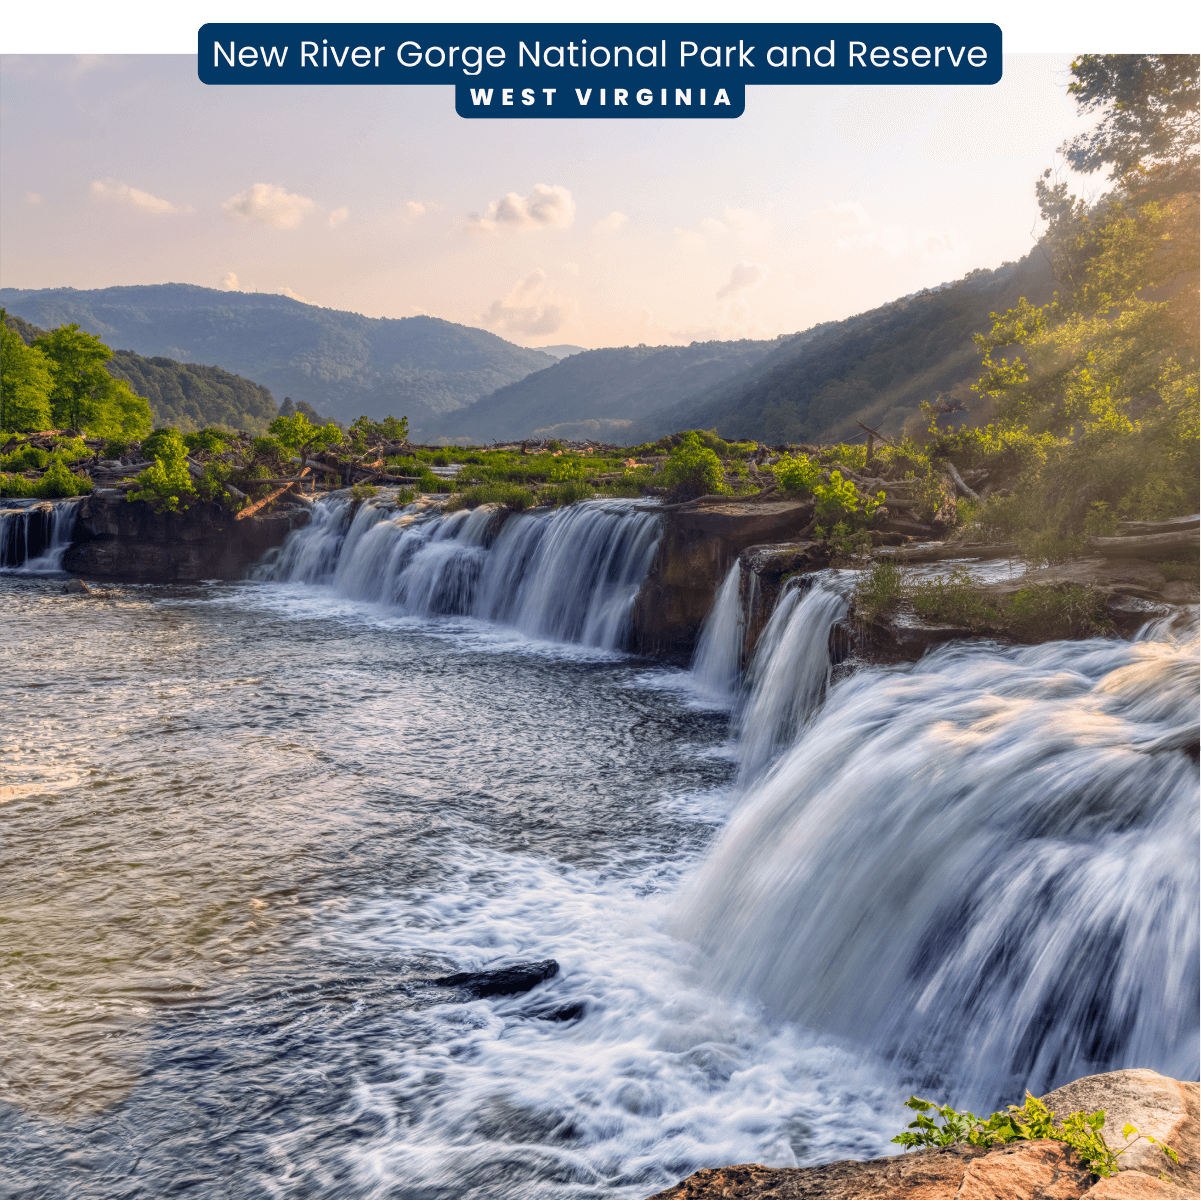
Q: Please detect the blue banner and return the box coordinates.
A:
[198,23,1003,118]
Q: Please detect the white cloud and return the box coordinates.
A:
[722,206,768,242]
[220,272,241,291]
[406,200,427,218]
[91,178,192,216]
[468,184,575,233]
[592,211,628,233]
[328,206,349,229]
[280,287,307,303]
[25,192,42,205]
[222,183,315,229]
[674,216,726,250]
[482,268,576,336]
[716,262,767,301]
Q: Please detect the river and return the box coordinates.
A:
[2,495,1197,1199]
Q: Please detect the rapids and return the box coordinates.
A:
[3,490,1197,1197]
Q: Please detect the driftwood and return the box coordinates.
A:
[874,541,1021,564]
[1088,529,1200,560]
[1117,514,1200,536]
[944,460,981,502]
[234,468,311,520]
[856,420,894,445]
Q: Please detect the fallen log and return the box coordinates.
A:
[234,468,310,520]
[1088,528,1200,560]
[944,460,981,502]
[1117,513,1200,536]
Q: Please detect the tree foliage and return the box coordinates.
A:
[0,317,53,431]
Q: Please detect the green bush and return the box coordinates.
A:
[660,432,726,498]
[0,461,92,498]
[141,427,182,460]
[444,481,537,511]
[892,1092,1178,1180]
[102,439,129,459]
[0,473,37,497]
[814,470,862,522]
[770,453,821,497]
[183,427,227,454]
[1006,583,1112,639]
[1,445,49,472]
[853,560,906,624]
[908,566,997,629]
[128,428,196,513]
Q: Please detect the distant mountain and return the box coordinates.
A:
[536,344,588,360]
[629,250,1058,444]
[0,284,555,437]
[3,309,280,433]
[429,339,782,444]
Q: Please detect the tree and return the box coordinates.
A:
[267,410,343,456]
[0,317,53,430]
[33,323,153,437]
[1062,55,1199,196]
[278,396,296,417]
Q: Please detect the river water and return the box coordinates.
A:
[3,496,1198,1199]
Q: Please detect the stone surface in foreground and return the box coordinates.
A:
[646,1071,1199,1200]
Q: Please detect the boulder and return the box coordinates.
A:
[645,1070,1199,1200]
[61,578,92,594]
[432,959,559,998]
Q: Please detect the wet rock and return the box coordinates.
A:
[432,959,559,998]
[645,1071,1199,1200]
[61,578,92,594]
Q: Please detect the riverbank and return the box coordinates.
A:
[648,1069,1200,1200]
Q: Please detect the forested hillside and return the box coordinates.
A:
[630,250,1059,445]
[429,338,785,443]
[0,284,554,436]
[4,312,280,433]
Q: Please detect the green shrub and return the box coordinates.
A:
[771,453,821,497]
[1,445,49,471]
[1006,583,1112,639]
[183,427,228,454]
[892,1092,1178,1180]
[660,432,726,498]
[102,439,129,459]
[0,473,37,497]
[815,520,872,563]
[853,560,906,624]
[128,428,196,513]
[37,459,93,498]
[350,482,378,500]
[141,427,182,460]
[814,470,862,522]
[540,479,594,506]
[1160,558,1200,583]
[194,460,232,502]
[820,443,868,472]
[909,567,997,629]
[251,435,287,463]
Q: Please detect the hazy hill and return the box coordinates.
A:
[629,250,1059,444]
[0,284,554,436]
[428,338,784,443]
[4,310,281,434]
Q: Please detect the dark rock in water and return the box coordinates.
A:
[61,578,92,594]
[433,959,559,998]
[539,1001,586,1022]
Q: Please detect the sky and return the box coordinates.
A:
[0,2,1189,351]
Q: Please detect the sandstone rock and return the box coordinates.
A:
[644,1071,1199,1200]
[61,578,91,594]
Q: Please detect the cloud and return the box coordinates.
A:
[482,268,576,336]
[280,287,307,303]
[222,183,315,229]
[592,211,628,234]
[406,200,427,218]
[328,207,349,229]
[25,192,42,205]
[91,178,192,216]
[716,262,767,301]
[220,272,241,291]
[468,184,575,233]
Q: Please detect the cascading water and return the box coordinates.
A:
[733,572,850,779]
[256,493,662,650]
[689,560,744,702]
[677,616,1200,1108]
[0,499,80,571]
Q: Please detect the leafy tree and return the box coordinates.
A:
[659,431,725,497]
[279,396,296,417]
[0,317,53,430]
[33,324,152,437]
[128,428,196,513]
[267,411,343,456]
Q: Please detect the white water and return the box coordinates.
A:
[689,561,744,702]
[255,494,663,651]
[678,615,1200,1108]
[0,498,80,571]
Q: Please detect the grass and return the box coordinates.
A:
[854,563,1113,641]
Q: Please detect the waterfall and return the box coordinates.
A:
[0,499,80,571]
[256,494,662,651]
[734,572,850,779]
[690,561,745,702]
[677,620,1200,1107]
